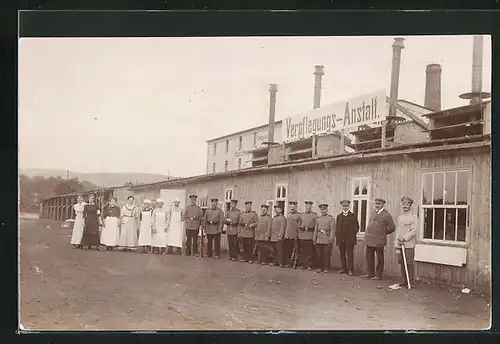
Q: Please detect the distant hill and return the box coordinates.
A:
[19,169,176,187]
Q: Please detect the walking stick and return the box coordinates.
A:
[401,243,412,290]
[292,238,299,269]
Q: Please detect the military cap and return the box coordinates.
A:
[261,204,269,209]
[401,196,414,204]
[210,198,219,202]
[319,203,329,209]
[244,200,252,205]
[374,198,386,204]
[304,201,313,205]
[289,201,298,205]
[189,194,198,199]
[230,199,238,204]
[340,200,351,205]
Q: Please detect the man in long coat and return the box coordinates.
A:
[204,198,224,258]
[362,198,396,280]
[239,201,258,263]
[298,200,317,270]
[313,203,335,273]
[184,194,204,256]
[335,200,360,276]
[225,199,241,262]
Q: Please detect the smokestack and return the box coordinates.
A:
[267,84,278,144]
[313,65,324,109]
[470,35,484,104]
[424,64,442,111]
[389,37,405,117]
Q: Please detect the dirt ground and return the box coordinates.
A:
[19,218,491,331]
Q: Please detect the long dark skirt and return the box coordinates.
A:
[81,217,100,246]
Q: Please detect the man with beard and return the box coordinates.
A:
[335,200,359,276]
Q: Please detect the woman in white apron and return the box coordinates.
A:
[70,195,86,248]
[166,198,184,255]
[100,197,121,250]
[138,199,153,253]
[119,196,139,252]
[152,199,168,254]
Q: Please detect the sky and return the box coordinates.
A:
[18,35,492,177]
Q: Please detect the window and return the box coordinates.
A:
[238,158,242,169]
[213,143,217,156]
[224,188,234,212]
[421,170,469,243]
[225,140,229,153]
[239,136,243,150]
[224,160,228,172]
[351,177,371,233]
[212,162,216,173]
[253,132,257,146]
[275,183,288,215]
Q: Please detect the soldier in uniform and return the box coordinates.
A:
[255,204,272,265]
[184,194,204,256]
[362,198,396,280]
[284,201,301,268]
[313,203,335,273]
[225,199,241,262]
[239,201,258,263]
[268,204,286,267]
[204,198,224,259]
[298,200,317,270]
[335,200,360,276]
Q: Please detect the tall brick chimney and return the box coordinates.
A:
[267,84,278,143]
[313,65,324,109]
[424,64,442,111]
[389,37,405,117]
[470,35,484,105]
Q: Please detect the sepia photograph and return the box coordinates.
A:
[18,34,491,331]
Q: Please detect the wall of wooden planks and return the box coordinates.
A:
[136,146,490,291]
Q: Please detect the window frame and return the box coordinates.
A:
[351,176,372,236]
[224,188,234,212]
[275,183,288,215]
[419,167,471,247]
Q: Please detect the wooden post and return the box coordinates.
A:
[312,135,317,157]
[381,120,387,148]
[483,102,491,135]
[339,129,345,154]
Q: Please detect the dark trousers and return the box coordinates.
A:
[206,233,221,257]
[185,229,198,256]
[315,244,332,271]
[271,241,285,266]
[227,234,239,259]
[241,237,254,261]
[284,239,295,266]
[366,245,385,278]
[299,240,313,268]
[397,247,415,285]
[338,242,355,272]
[256,240,269,262]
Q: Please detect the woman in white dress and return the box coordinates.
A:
[138,199,153,253]
[70,195,86,248]
[100,197,121,251]
[166,198,184,255]
[119,196,139,252]
[152,199,169,254]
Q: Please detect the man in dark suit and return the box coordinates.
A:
[362,198,396,280]
[335,200,360,276]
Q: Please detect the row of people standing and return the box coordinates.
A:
[186,194,416,287]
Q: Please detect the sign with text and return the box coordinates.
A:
[282,90,387,143]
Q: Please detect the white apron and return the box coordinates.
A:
[138,211,153,246]
[100,216,120,246]
[119,205,138,248]
[152,209,167,248]
[166,207,184,248]
[70,203,86,245]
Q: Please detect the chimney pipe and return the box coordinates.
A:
[424,64,442,111]
[313,65,324,109]
[389,37,405,117]
[470,35,484,104]
[268,84,278,144]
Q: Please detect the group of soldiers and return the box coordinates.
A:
[183,193,418,288]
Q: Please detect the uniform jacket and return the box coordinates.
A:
[394,212,418,249]
[239,210,259,238]
[204,207,224,235]
[225,208,241,236]
[299,211,317,240]
[255,214,272,241]
[184,204,204,231]
[335,211,360,246]
[364,208,396,247]
[268,214,286,242]
[285,212,302,239]
[313,214,335,244]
